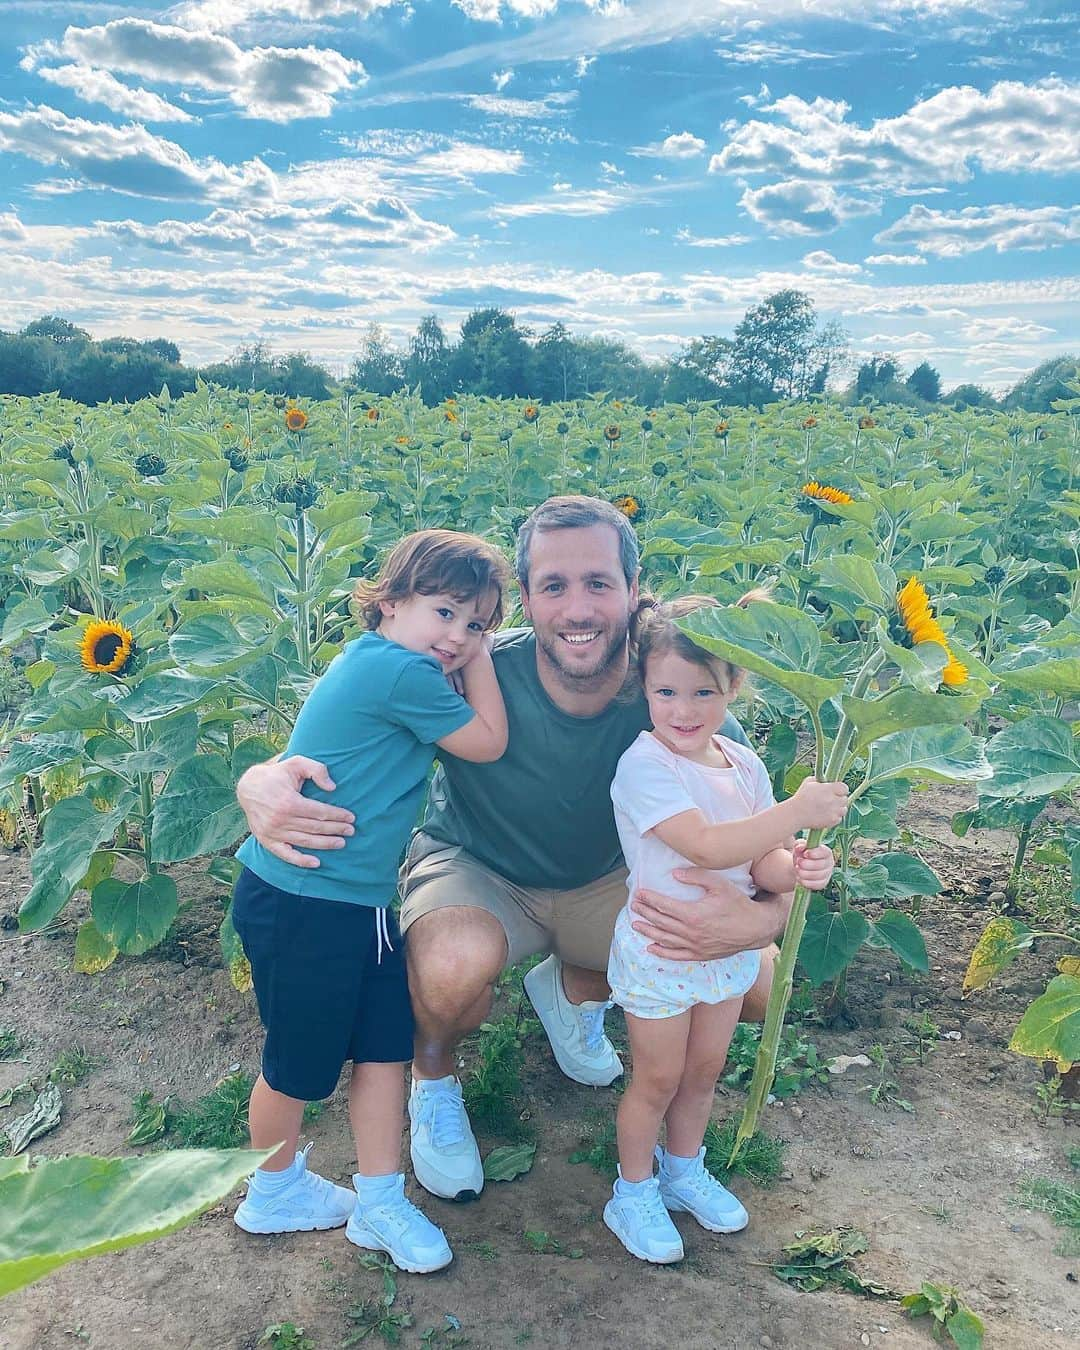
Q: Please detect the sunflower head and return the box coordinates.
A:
[801,416,818,430]
[444,408,458,423]
[603,424,621,443]
[942,654,968,687]
[685,401,700,417]
[985,564,1007,588]
[893,578,964,685]
[651,461,668,478]
[498,428,514,444]
[367,407,381,422]
[460,429,472,444]
[858,414,876,430]
[134,452,167,478]
[273,396,287,410]
[612,495,642,521]
[284,408,308,433]
[641,418,653,433]
[80,619,135,676]
[273,476,319,510]
[714,421,730,437]
[801,480,853,507]
[523,405,539,423]
[225,447,249,473]
[52,441,75,464]
[556,421,570,436]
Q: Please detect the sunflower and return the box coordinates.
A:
[801,416,818,430]
[858,414,876,430]
[523,405,539,423]
[134,452,167,478]
[80,619,135,676]
[714,421,729,437]
[284,408,308,433]
[603,424,621,443]
[641,418,653,432]
[613,495,643,521]
[556,421,570,436]
[651,461,668,477]
[273,396,287,410]
[444,408,459,423]
[395,435,410,445]
[273,477,319,509]
[367,407,381,422]
[895,577,967,686]
[801,480,853,506]
[460,429,472,444]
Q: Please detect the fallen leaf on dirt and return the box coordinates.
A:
[827,1054,873,1075]
[4,1084,62,1155]
[483,1143,536,1182]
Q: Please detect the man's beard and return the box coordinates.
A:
[534,616,630,687]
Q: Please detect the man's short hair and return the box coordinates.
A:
[515,495,640,592]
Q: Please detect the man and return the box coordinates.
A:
[237,497,791,1204]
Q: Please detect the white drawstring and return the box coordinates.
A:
[375,908,394,965]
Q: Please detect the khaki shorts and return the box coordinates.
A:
[398,831,629,972]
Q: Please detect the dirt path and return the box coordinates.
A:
[1,791,1077,1350]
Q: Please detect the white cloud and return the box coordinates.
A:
[175,0,402,25]
[738,82,771,108]
[875,203,1080,257]
[32,64,196,122]
[452,0,559,19]
[675,228,750,247]
[28,18,366,121]
[0,104,274,200]
[493,68,514,90]
[630,131,706,159]
[0,212,30,241]
[865,253,928,266]
[738,179,875,236]
[575,55,596,78]
[801,249,862,275]
[464,91,576,118]
[493,186,634,219]
[415,144,524,177]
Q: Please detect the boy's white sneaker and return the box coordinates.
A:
[658,1147,749,1233]
[346,1174,453,1273]
[234,1144,355,1234]
[603,1173,684,1264]
[408,1075,484,1202]
[523,955,622,1087]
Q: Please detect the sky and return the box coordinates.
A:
[0,0,1077,392]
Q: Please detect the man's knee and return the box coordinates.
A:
[740,944,779,1023]
[406,906,508,1017]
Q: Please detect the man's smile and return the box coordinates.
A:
[560,630,601,646]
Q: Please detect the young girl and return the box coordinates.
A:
[231,529,511,1273]
[604,594,848,1264]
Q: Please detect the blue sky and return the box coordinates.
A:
[1,0,1077,391]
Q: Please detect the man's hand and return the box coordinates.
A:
[630,867,792,962]
[236,757,355,869]
[793,840,835,892]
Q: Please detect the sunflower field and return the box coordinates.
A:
[0,380,1077,1093]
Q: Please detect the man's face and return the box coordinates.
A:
[520,523,639,685]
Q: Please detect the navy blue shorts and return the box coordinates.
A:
[231,867,415,1102]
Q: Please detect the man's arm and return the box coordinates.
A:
[236,757,355,869]
[629,867,793,962]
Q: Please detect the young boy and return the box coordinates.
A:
[231,529,510,1272]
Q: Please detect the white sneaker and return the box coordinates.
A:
[346,1174,453,1273]
[408,1075,484,1202]
[524,955,622,1087]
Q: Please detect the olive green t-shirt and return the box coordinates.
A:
[420,628,751,890]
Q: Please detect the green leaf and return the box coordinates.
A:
[176,559,275,612]
[151,754,245,862]
[19,794,134,931]
[308,490,379,533]
[815,557,896,613]
[18,545,81,586]
[115,672,219,724]
[1,596,52,646]
[868,911,929,972]
[761,723,798,797]
[872,618,947,692]
[219,906,252,993]
[72,919,119,975]
[993,652,1080,700]
[92,875,178,956]
[678,602,845,713]
[231,735,279,781]
[0,1147,272,1298]
[867,725,991,786]
[168,615,264,676]
[873,852,943,899]
[482,1143,536,1182]
[0,732,83,792]
[981,715,1080,801]
[843,686,983,756]
[945,1307,985,1350]
[171,508,280,552]
[798,906,870,985]
[695,540,795,574]
[963,918,1033,993]
[1008,974,1080,1071]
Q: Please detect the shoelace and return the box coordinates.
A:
[580,1000,613,1053]
[375,908,394,965]
[634,1185,673,1225]
[425,1091,467,1149]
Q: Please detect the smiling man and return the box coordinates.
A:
[236,496,792,1204]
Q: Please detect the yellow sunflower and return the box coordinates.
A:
[284,408,308,432]
[802,416,818,430]
[896,577,967,686]
[801,480,853,506]
[444,408,459,423]
[367,407,381,422]
[612,495,642,521]
[858,414,876,430]
[603,424,621,443]
[80,619,135,675]
[523,405,539,423]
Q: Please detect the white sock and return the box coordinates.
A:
[252,1153,301,1192]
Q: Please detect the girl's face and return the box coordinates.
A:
[643,648,737,759]
[379,588,496,672]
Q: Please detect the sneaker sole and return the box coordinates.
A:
[346,1225,453,1273]
[663,1199,748,1234]
[602,1207,683,1264]
[234,1209,351,1235]
[523,968,623,1088]
[409,1149,484,1204]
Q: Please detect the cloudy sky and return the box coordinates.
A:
[1,0,1077,391]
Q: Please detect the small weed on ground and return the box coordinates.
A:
[723,1022,830,1098]
[900,1013,941,1066]
[1016,1170,1080,1256]
[48,1045,96,1086]
[859,1044,913,1113]
[462,1014,535,1139]
[343,1253,412,1345]
[902,1282,984,1349]
[169,1072,253,1148]
[0,1026,23,1060]
[522,1230,583,1258]
[258,1324,315,1349]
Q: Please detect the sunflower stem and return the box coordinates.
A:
[294,507,312,671]
[132,721,155,874]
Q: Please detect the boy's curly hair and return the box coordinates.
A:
[352,529,511,632]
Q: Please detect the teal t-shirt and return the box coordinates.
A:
[237,631,474,906]
[420,629,750,891]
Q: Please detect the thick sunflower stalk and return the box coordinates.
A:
[679,571,990,1163]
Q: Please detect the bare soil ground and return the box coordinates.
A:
[1,786,1077,1350]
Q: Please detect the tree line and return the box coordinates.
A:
[1,300,1075,413]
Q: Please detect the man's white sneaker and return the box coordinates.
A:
[523,955,622,1087]
[408,1075,484,1202]
[346,1174,453,1273]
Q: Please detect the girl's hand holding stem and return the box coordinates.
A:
[792,840,835,891]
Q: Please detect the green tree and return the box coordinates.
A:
[728,290,836,405]
[906,361,941,403]
[948,382,998,409]
[405,314,452,403]
[451,308,532,397]
[1005,355,1080,412]
[531,321,579,402]
[349,323,405,396]
[663,335,734,402]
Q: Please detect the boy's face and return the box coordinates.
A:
[379,589,495,672]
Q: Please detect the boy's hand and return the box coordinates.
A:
[793,840,835,891]
[790,778,849,830]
